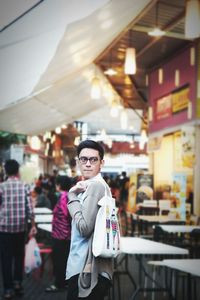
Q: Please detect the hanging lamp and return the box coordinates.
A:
[148,2,165,37]
[124,30,136,75]
[110,99,119,118]
[91,76,101,99]
[185,0,200,39]
[104,50,117,76]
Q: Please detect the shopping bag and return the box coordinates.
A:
[24,237,42,274]
[92,194,121,258]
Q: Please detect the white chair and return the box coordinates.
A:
[158,200,171,215]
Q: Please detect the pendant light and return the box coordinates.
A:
[185,0,200,39]
[124,30,136,75]
[110,99,119,118]
[104,50,117,76]
[91,76,101,100]
[148,2,165,37]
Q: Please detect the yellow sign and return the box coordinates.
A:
[172,87,189,113]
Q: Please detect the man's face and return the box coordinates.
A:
[78,148,104,180]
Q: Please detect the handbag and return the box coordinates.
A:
[92,184,121,258]
[24,237,42,274]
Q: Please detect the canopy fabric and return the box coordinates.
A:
[0,0,150,135]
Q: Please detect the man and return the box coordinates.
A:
[66,140,113,300]
[0,159,37,299]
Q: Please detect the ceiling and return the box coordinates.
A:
[95,0,197,126]
[0,0,199,137]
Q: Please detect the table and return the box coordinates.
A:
[162,259,200,299]
[37,223,52,232]
[34,207,52,214]
[119,237,189,300]
[138,215,184,223]
[121,237,188,255]
[157,225,200,233]
[35,214,53,223]
[136,215,185,236]
[162,259,200,277]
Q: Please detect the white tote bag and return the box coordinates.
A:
[92,192,121,258]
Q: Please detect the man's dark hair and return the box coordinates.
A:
[77,140,104,160]
[56,175,72,191]
[5,159,19,176]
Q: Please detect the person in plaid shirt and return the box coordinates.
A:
[0,159,37,299]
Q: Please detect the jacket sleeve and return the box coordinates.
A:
[68,181,105,238]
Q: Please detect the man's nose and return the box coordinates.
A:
[85,159,92,166]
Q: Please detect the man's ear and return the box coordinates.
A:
[100,159,105,167]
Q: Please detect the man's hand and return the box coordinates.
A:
[69,181,87,194]
[28,225,37,238]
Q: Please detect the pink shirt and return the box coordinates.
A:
[52,191,71,240]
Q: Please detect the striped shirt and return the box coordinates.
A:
[0,177,34,232]
[52,191,71,240]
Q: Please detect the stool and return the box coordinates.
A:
[38,245,52,277]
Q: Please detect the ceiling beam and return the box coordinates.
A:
[94,0,158,63]
[136,10,186,58]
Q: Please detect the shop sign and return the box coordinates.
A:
[181,125,195,168]
[171,173,187,220]
[172,86,189,113]
[156,94,172,120]
[136,174,154,204]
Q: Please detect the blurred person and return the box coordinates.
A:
[35,174,43,187]
[66,140,112,300]
[42,182,58,210]
[0,159,37,299]
[49,169,59,192]
[34,185,51,209]
[46,175,72,292]
[110,178,120,207]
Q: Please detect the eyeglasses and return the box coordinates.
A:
[78,156,99,165]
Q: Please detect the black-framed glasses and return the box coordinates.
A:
[78,156,99,165]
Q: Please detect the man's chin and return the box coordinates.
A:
[83,171,93,179]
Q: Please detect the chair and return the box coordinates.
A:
[190,229,200,258]
[38,244,53,277]
[141,200,159,215]
[158,200,171,215]
[118,209,128,236]
[190,214,200,225]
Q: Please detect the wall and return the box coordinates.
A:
[149,43,197,134]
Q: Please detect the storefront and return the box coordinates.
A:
[148,41,200,217]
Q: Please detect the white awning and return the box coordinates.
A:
[0,0,150,135]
